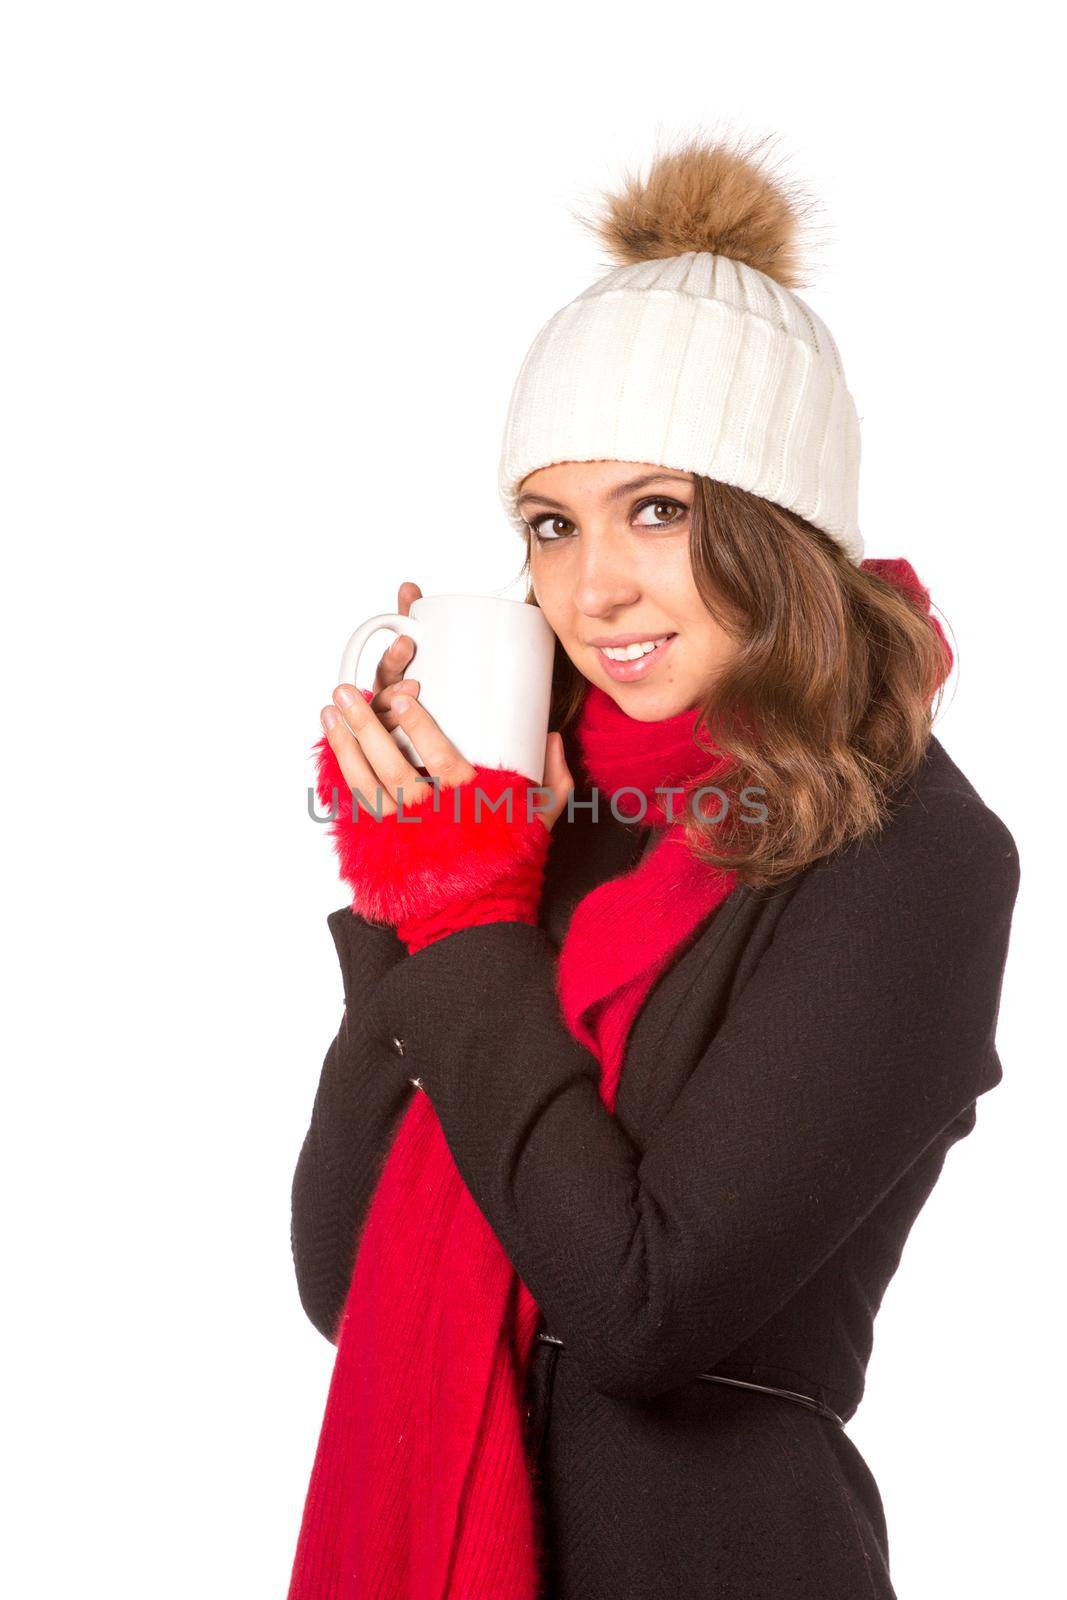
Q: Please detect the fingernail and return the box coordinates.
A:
[321,707,339,732]
[393,694,411,713]
[334,685,356,707]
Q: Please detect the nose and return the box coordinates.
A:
[572,525,640,619]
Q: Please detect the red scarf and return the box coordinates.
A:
[287,557,951,1599]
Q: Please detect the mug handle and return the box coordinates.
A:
[337,612,423,690]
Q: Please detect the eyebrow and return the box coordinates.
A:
[516,471,693,513]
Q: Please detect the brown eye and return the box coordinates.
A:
[529,514,574,543]
[633,499,687,528]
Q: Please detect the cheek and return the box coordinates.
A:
[528,558,567,628]
[684,617,736,678]
[659,559,732,664]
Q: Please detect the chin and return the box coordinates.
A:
[605,684,691,721]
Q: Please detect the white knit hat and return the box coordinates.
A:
[498,134,864,563]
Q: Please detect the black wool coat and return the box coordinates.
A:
[291,730,1020,1599]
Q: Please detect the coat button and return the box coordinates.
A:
[390,1034,406,1056]
[409,1076,425,1092]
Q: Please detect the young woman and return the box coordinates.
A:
[287,135,1020,1600]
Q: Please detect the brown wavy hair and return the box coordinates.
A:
[519,475,954,891]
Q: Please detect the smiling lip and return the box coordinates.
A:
[593,633,677,683]
[585,631,677,648]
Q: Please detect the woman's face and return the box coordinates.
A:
[521,460,738,720]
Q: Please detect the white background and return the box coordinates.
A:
[2,4,1062,1595]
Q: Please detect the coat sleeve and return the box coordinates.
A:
[290,908,413,1342]
[359,791,1021,1401]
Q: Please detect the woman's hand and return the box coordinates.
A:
[313,579,574,942]
[321,691,573,832]
[319,578,573,832]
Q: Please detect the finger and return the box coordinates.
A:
[332,684,429,808]
[320,705,399,818]
[373,677,420,728]
[388,692,476,789]
[372,582,422,693]
[539,732,575,831]
[372,632,418,695]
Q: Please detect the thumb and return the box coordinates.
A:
[540,731,575,830]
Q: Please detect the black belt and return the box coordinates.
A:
[534,1332,845,1429]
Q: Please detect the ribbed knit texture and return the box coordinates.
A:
[497,251,864,560]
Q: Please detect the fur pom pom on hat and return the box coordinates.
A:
[498,131,864,561]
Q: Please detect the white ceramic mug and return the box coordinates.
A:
[337,594,557,785]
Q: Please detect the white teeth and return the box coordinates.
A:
[599,636,670,661]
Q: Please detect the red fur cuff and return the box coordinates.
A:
[313,720,552,928]
[394,856,547,954]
